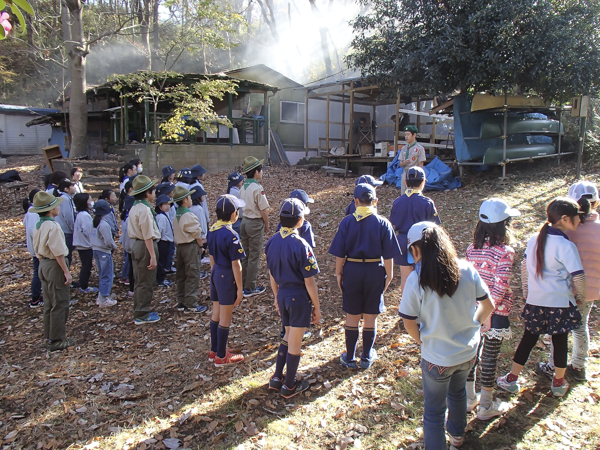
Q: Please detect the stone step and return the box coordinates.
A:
[82,176,119,184]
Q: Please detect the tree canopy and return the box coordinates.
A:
[347,0,600,102]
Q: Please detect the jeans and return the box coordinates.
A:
[77,249,93,289]
[93,250,114,297]
[120,248,130,279]
[421,357,474,449]
[31,257,42,300]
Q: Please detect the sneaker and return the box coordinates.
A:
[79,287,99,294]
[551,379,570,397]
[179,305,208,313]
[303,330,312,340]
[70,282,80,289]
[134,312,160,325]
[199,270,208,280]
[157,281,171,288]
[69,298,79,306]
[447,434,464,448]
[165,268,176,275]
[476,399,509,420]
[119,278,130,285]
[243,286,266,298]
[214,351,245,367]
[98,297,117,307]
[29,298,44,308]
[360,348,378,369]
[281,379,310,398]
[536,362,554,380]
[208,351,217,362]
[269,375,285,391]
[48,338,76,352]
[201,256,210,265]
[177,303,186,311]
[467,393,480,413]
[566,364,587,382]
[496,374,520,394]
[127,291,134,298]
[340,352,358,369]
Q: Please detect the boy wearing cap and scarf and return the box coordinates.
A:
[172,186,208,314]
[265,198,321,398]
[190,164,210,227]
[345,175,383,216]
[329,184,401,369]
[207,194,247,366]
[31,191,74,351]
[398,125,426,195]
[227,171,245,235]
[239,156,270,297]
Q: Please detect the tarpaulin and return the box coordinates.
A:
[380,156,461,191]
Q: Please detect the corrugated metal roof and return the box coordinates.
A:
[0,104,60,115]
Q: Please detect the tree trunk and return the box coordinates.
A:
[308,0,333,77]
[151,0,160,70]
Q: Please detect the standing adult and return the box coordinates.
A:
[398,125,426,195]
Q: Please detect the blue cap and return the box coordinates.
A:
[227,171,244,188]
[406,166,426,182]
[190,186,207,200]
[190,164,207,178]
[289,189,314,213]
[156,194,171,206]
[353,183,377,201]
[279,198,308,218]
[93,199,111,216]
[156,182,175,196]
[216,194,246,214]
[161,165,176,178]
[355,175,383,187]
[179,168,191,178]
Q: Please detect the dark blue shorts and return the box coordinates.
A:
[394,233,410,266]
[342,261,386,315]
[210,265,237,306]
[277,287,312,328]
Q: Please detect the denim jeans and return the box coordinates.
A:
[120,248,130,279]
[93,250,114,297]
[421,357,474,449]
[31,257,42,300]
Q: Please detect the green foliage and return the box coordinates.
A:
[348,0,600,102]
[1,0,34,39]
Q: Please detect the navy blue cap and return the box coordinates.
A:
[93,199,111,216]
[355,175,384,187]
[190,186,207,200]
[123,195,135,211]
[156,194,171,206]
[190,164,207,178]
[279,198,308,218]
[406,166,426,182]
[161,165,176,178]
[227,171,244,188]
[156,182,175,196]
[354,183,377,201]
[289,189,314,210]
[179,168,191,178]
[216,194,246,214]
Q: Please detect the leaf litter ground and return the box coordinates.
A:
[0,156,599,450]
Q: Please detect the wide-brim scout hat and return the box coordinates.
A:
[31,191,64,213]
[131,175,158,196]
[93,199,111,216]
[227,171,244,188]
[161,165,176,178]
[241,156,264,174]
[156,194,171,206]
[190,164,207,178]
[190,186,207,200]
[479,198,521,224]
[156,182,175,197]
[171,185,193,203]
[216,194,246,214]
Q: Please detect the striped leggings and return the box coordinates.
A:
[467,336,503,388]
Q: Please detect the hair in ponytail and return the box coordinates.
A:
[119,163,134,183]
[535,197,581,278]
[577,196,592,224]
[93,214,104,228]
[473,218,513,249]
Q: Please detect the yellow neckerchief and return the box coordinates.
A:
[210,220,232,232]
[405,189,422,198]
[279,227,298,239]
[353,206,376,221]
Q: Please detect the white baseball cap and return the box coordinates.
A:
[568,181,599,202]
[406,221,438,264]
[479,198,521,224]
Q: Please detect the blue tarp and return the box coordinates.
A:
[380,156,461,191]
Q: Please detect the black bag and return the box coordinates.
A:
[0,170,21,183]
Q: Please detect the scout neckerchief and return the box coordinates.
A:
[210,220,232,232]
[36,215,55,230]
[404,141,418,160]
[176,206,191,222]
[353,206,376,222]
[134,199,159,227]
[279,227,298,239]
[243,178,259,190]
[405,189,422,198]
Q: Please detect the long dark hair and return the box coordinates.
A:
[535,197,581,278]
[54,178,72,197]
[577,196,592,224]
[73,193,90,212]
[473,219,513,249]
[412,225,460,297]
[93,214,104,228]
[98,189,115,201]
[23,188,41,212]
[119,163,135,183]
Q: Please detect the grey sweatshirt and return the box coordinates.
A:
[91,218,117,253]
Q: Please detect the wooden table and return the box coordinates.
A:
[0,181,30,212]
[326,154,393,177]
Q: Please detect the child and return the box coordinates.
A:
[207,194,247,366]
[389,166,441,292]
[119,180,135,285]
[73,193,98,294]
[398,125,426,195]
[127,175,161,324]
[157,182,177,273]
[172,185,208,314]
[120,195,136,298]
[239,156,270,297]
[119,163,137,194]
[399,221,494,449]
[23,188,42,308]
[98,189,119,238]
[155,194,174,288]
[177,168,193,190]
[276,189,316,249]
[345,175,383,216]
[190,164,210,227]
[71,167,84,194]
[329,183,401,369]
[497,198,585,398]
[265,198,321,397]
[465,198,520,420]
[161,165,177,184]
[31,191,74,351]
[54,178,76,268]
[227,171,244,235]
[190,187,209,279]
[91,200,117,307]
[45,171,68,194]
[129,158,143,175]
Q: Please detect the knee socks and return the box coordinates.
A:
[284,353,301,389]
[274,341,288,380]
[345,326,359,360]
[216,325,230,359]
[361,327,377,359]
[209,320,219,353]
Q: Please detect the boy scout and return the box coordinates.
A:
[345,175,383,216]
[31,191,74,351]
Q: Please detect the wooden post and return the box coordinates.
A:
[305,89,309,157]
[119,94,124,145]
[416,97,421,132]
[349,81,355,155]
[341,85,346,150]
[430,117,437,157]
[372,103,376,142]
[326,93,330,153]
[394,94,400,154]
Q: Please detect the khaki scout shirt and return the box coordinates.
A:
[240,180,269,219]
[127,203,161,241]
[33,219,69,260]
[174,210,203,245]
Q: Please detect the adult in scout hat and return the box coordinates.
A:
[127,175,162,324]
[31,191,75,351]
[239,156,269,298]
[398,125,426,196]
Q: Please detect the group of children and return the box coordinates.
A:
[22,156,599,448]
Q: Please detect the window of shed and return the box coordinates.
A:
[281,101,305,124]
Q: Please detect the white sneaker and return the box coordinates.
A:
[97,295,117,307]
[201,256,210,265]
[476,399,510,420]
[467,393,480,412]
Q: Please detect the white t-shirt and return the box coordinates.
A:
[525,229,584,308]
[399,259,491,367]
